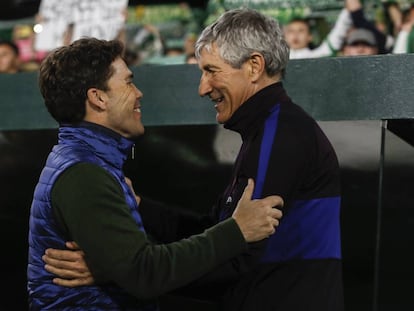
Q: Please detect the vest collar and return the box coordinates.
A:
[58,121,134,169]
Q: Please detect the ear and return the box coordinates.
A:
[248,53,265,82]
[86,88,107,111]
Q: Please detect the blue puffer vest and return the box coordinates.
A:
[27,123,154,310]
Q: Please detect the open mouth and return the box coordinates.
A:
[133,106,141,113]
[211,96,224,103]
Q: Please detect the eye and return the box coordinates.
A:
[205,68,216,77]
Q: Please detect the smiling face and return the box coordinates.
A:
[197,44,257,124]
[93,57,144,138]
[284,20,312,50]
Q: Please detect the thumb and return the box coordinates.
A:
[240,178,255,203]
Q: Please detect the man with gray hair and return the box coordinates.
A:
[27,36,284,310]
[190,8,343,310]
[43,8,343,311]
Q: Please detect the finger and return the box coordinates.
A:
[43,254,87,272]
[271,218,280,228]
[261,195,284,209]
[265,224,276,237]
[65,241,81,250]
[270,195,284,208]
[45,248,83,262]
[125,177,132,187]
[266,215,279,227]
[240,178,254,203]
[52,276,94,288]
[269,208,283,220]
[45,264,90,279]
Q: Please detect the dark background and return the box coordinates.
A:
[1,1,413,310]
[0,121,413,311]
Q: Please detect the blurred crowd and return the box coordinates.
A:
[1,0,414,74]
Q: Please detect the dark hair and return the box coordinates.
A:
[39,37,124,124]
[0,40,19,55]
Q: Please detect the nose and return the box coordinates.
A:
[198,73,212,97]
[133,84,143,98]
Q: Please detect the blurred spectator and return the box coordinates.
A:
[392,21,413,53]
[284,0,395,59]
[341,27,379,56]
[131,23,164,61]
[392,4,414,53]
[12,24,48,71]
[164,45,185,57]
[0,40,20,73]
[184,32,197,56]
[124,47,141,67]
[284,7,352,59]
[346,0,389,54]
[185,52,197,64]
[379,1,403,38]
[403,4,414,25]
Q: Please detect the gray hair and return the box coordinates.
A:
[195,8,290,77]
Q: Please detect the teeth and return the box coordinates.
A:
[134,108,141,113]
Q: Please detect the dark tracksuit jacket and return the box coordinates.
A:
[141,82,344,311]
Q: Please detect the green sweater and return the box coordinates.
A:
[51,162,246,300]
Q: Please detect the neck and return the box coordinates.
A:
[255,75,281,93]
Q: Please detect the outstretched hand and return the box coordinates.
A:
[232,179,283,242]
[43,241,94,287]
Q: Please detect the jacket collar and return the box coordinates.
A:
[224,82,289,140]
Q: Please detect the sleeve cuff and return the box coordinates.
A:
[205,218,247,261]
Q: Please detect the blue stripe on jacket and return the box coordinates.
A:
[261,197,342,262]
[253,104,341,263]
[252,104,280,200]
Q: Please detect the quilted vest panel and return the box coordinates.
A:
[27,125,153,310]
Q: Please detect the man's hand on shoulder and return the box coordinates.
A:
[232,179,283,242]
